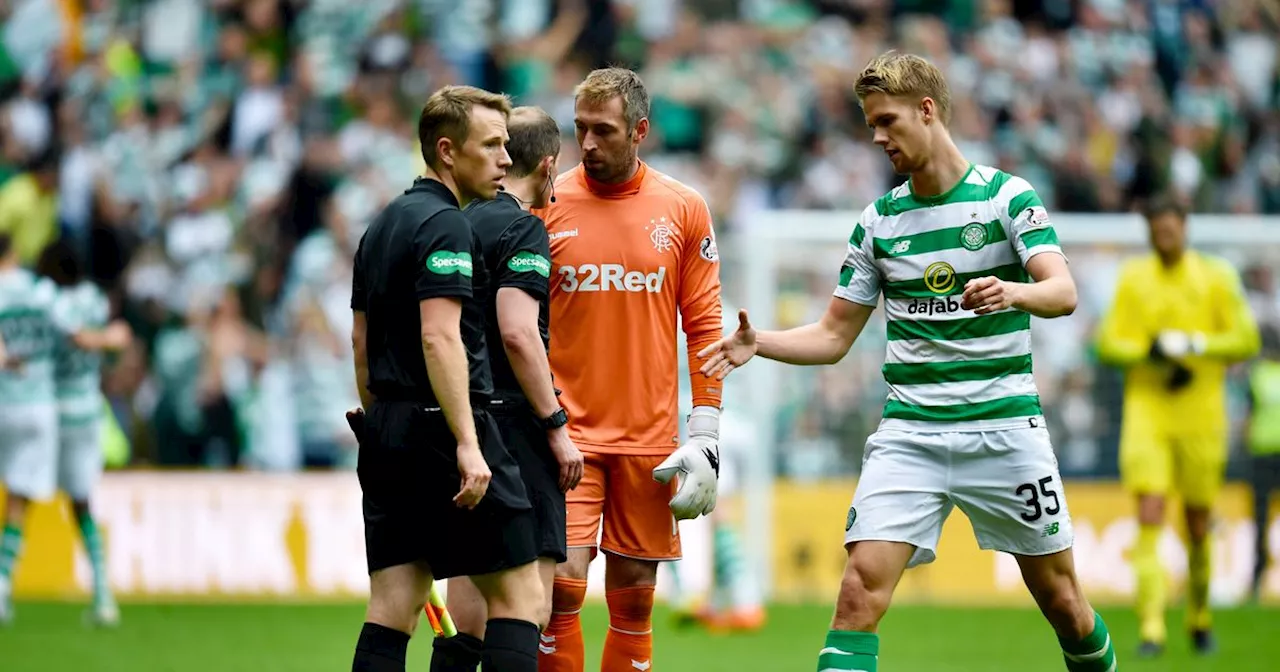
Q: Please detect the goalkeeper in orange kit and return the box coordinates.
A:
[1096,196,1260,658]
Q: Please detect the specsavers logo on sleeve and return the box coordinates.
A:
[508,251,551,278]
[427,251,473,277]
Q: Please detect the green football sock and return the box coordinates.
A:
[1060,612,1117,671]
[817,630,878,672]
[0,524,21,580]
[76,511,109,603]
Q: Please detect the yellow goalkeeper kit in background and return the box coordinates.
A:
[1097,248,1260,648]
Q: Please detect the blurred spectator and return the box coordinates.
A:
[0,0,1276,475]
[0,148,59,267]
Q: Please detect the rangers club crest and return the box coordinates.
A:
[649,217,674,253]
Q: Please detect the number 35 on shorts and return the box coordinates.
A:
[1016,475,1064,537]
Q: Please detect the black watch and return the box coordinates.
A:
[541,407,569,430]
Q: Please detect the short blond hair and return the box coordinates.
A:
[418,85,513,169]
[854,51,952,125]
[574,67,649,132]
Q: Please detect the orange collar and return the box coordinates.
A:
[581,161,647,198]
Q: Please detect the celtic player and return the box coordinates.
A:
[40,240,132,626]
[0,233,64,625]
[699,52,1117,672]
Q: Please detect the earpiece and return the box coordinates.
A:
[548,173,557,204]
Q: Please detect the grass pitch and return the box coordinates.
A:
[2,601,1277,671]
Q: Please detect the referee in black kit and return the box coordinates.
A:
[431,107,584,672]
[348,86,542,672]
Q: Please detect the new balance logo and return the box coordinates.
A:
[1042,522,1060,537]
[631,660,651,671]
[890,240,911,254]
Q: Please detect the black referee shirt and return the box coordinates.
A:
[464,192,552,402]
[351,177,494,405]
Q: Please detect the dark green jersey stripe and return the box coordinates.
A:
[883,394,1042,423]
[883,263,1028,299]
[1020,227,1059,249]
[873,220,1006,259]
[873,166,1002,217]
[886,311,1030,341]
[1007,189,1043,219]
[850,223,866,247]
[882,354,1033,385]
[838,265,854,287]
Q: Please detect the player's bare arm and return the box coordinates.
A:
[961,252,1077,318]
[699,299,876,380]
[420,296,490,508]
[351,310,374,411]
[69,319,133,352]
[496,286,584,491]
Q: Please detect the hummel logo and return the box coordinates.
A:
[702,446,720,478]
[890,240,911,254]
[631,660,651,671]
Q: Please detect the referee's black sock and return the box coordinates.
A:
[431,632,483,672]
[353,622,410,672]
[481,618,539,672]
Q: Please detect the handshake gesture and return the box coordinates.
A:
[697,309,758,381]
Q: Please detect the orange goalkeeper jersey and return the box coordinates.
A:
[534,162,723,455]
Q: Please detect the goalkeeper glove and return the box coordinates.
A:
[1150,330,1207,360]
[653,406,721,520]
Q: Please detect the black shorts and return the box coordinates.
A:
[356,400,537,579]
[491,401,568,563]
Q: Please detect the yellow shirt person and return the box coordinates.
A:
[1096,198,1260,656]
[0,168,59,268]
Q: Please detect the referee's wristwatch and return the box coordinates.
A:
[541,407,569,430]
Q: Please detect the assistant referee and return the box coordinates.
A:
[430,106,584,672]
[348,86,543,672]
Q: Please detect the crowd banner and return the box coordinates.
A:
[3,474,1276,605]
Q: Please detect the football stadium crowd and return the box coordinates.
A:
[0,0,1277,473]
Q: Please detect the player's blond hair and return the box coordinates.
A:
[418,85,513,169]
[854,51,952,125]
[574,67,650,133]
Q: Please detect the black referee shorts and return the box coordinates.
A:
[356,400,537,579]
[490,400,568,563]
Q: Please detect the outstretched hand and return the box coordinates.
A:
[698,309,757,381]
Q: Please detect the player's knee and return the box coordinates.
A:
[481,562,545,624]
[603,553,658,590]
[365,589,427,635]
[4,492,28,522]
[1136,494,1165,526]
[366,564,431,634]
[1026,571,1091,638]
[832,565,890,631]
[446,578,489,638]
[1184,506,1212,543]
[557,548,592,581]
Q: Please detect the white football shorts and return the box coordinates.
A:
[57,419,103,501]
[0,404,60,500]
[843,423,1074,567]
